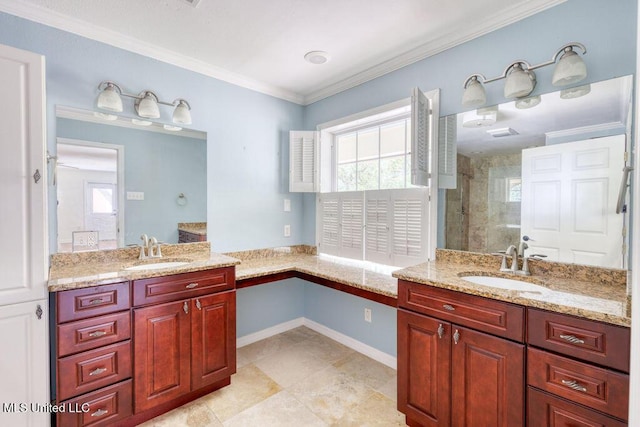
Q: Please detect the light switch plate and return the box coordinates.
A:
[284,225,291,237]
[127,191,144,200]
[284,199,291,212]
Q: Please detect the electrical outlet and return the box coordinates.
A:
[284,198,291,212]
[364,308,372,323]
[284,224,291,237]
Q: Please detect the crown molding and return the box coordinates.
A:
[545,121,625,139]
[0,0,305,104]
[302,0,567,105]
[0,0,565,106]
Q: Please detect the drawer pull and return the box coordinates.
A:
[196,299,202,310]
[89,367,107,376]
[453,329,460,345]
[559,334,585,345]
[88,298,104,305]
[443,304,455,311]
[561,379,587,392]
[183,301,189,314]
[91,408,109,417]
[437,324,444,339]
[88,330,107,338]
[186,283,199,289]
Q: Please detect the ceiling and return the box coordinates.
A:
[0,0,566,105]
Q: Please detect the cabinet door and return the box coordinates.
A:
[398,309,451,427]
[451,326,524,427]
[134,300,191,413]
[0,43,47,305]
[0,300,49,427]
[191,291,236,389]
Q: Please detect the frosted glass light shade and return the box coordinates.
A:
[97,85,123,112]
[552,48,587,86]
[136,92,160,119]
[504,64,535,98]
[172,100,192,125]
[461,78,486,107]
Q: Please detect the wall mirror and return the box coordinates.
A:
[441,75,633,269]
[54,106,207,253]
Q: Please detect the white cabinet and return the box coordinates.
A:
[0,43,49,427]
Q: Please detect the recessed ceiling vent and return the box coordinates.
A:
[486,127,519,138]
[181,0,202,7]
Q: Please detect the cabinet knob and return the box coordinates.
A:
[91,408,109,417]
[183,301,189,314]
[453,329,460,344]
[89,367,107,376]
[559,334,585,345]
[196,299,202,310]
[437,324,444,339]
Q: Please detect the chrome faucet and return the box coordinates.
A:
[138,234,162,259]
[139,234,149,259]
[504,245,519,273]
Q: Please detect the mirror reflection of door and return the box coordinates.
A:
[56,139,123,252]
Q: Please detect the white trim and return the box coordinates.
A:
[317,98,411,132]
[544,121,626,140]
[236,317,305,348]
[236,317,397,369]
[0,0,565,106]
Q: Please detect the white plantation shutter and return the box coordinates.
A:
[289,130,318,192]
[438,115,457,189]
[411,87,430,187]
[365,191,391,264]
[391,189,428,266]
[340,192,364,259]
[318,193,340,256]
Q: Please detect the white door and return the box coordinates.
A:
[0,300,49,427]
[85,182,118,241]
[521,135,625,268]
[0,44,47,305]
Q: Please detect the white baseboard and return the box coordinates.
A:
[236,317,397,370]
[236,317,305,348]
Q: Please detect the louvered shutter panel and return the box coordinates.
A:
[438,115,457,189]
[365,191,391,264]
[391,189,428,267]
[318,194,340,256]
[411,87,430,187]
[340,192,364,259]
[289,130,318,192]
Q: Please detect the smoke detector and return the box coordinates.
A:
[304,51,331,65]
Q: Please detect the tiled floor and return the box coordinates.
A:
[140,326,406,426]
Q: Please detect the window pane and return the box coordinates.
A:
[357,159,379,191]
[92,188,113,213]
[380,156,405,189]
[357,128,379,161]
[337,163,357,191]
[338,133,357,163]
[380,121,405,157]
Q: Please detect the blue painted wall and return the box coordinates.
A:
[56,117,207,245]
[0,11,305,254]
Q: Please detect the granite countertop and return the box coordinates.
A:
[392,256,631,327]
[178,222,207,235]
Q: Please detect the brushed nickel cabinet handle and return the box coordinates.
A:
[561,379,587,392]
[91,409,109,417]
[183,301,189,314]
[89,367,107,376]
[437,324,444,339]
[443,304,455,311]
[88,298,104,305]
[186,283,199,289]
[88,330,107,338]
[559,334,585,345]
[196,299,202,310]
[453,329,460,344]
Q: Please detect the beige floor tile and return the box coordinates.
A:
[279,326,323,343]
[202,364,281,422]
[376,376,398,402]
[293,332,355,364]
[254,343,332,388]
[236,333,299,364]
[289,365,375,425]
[333,391,406,426]
[139,400,222,427]
[223,390,327,427]
[333,351,397,390]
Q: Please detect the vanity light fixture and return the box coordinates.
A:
[96,81,193,125]
[515,95,541,109]
[461,42,587,107]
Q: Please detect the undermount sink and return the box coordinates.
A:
[125,261,190,271]
[460,275,548,292]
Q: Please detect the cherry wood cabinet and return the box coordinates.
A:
[398,280,525,427]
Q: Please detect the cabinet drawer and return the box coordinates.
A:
[527,309,630,372]
[58,311,131,357]
[528,388,626,427]
[57,380,133,427]
[398,280,524,341]
[58,341,132,401]
[57,282,130,323]
[133,267,234,306]
[528,347,629,420]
